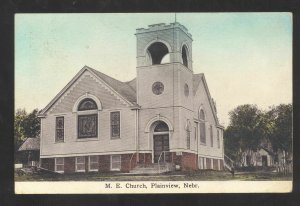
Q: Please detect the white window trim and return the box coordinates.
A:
[88,156,99,172]
[55,116,65,143]
[210,125,214,147]
[55,157,64,173]
[75,157,86,172]
[110,155,121,171]
[110,111,121,139]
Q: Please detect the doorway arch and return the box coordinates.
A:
[152,121,170,163]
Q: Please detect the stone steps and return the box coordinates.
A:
[130,163,174,174]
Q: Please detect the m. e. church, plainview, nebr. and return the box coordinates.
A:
[38,22,225,174]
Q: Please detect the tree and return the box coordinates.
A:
[224,103,293,168]
[267,104,292,155]
[14,109,27,151]
[224,104,265,165]
[14,108,41,162]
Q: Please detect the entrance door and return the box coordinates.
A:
[153,134,170,163]
[262,155,268,166]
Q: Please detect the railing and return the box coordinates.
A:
[158,151,172,173]
[224,154,234,172]
[129,152,137,171]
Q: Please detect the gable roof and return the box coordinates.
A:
[40,66,137,115]
[88,67,137,104]
[18,137,40,151]
[193,73,220,126]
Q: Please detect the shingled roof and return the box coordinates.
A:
[88,67,137,104]
[18,137,40,151]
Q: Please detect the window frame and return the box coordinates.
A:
[55,116,65,143]
[210,125,214,147]
[88,156,99,172]
[187,130,191,149]
[217,130,220,148]
[75,156,86,172]
[110,111,121,139]
[77,114,98,139]
[55,157,64,173]
[199,109,206,145]
[110,155,121,171]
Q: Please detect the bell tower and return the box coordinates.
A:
[135,22,193,109]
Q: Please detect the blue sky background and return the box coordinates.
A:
[15,13,292,126]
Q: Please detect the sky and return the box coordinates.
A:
[15,13,292,127]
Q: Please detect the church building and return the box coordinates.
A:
[38,22,224,173]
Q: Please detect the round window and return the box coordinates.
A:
[184,83,189,97]
[152,82,164,95]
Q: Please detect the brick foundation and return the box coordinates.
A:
[41,153,224,173]
[41,158,54,171]
[137,153,152,166]
[64,157,75,173]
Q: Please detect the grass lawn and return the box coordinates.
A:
[15,170,292,181]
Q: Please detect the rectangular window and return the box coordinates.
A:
[194,124,197,140]
[200,122,206,144]
[111,155,121,171]
[78,114,98,138]
[55,157,64,173]
[55,117,64,142]
[111,112,120,139]
[187,131,190,149]
[199,157,204,169]
[75,156,85,172]
[89,156,98,172]
[210,125,213,147]
[217,130,220,148]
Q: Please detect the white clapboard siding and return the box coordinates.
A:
[49,72,127,114]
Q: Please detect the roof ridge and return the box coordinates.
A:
[87,66,125,84]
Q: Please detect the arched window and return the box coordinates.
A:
[77,98,98,139]
[147,42,169,65]
[182,45,188,68]
[78,98,98,111]
[199,109,206,144]
[154,121,169,132]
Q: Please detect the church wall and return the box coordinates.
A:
[193,80,224,160]
[138,107,180,152]
[137,63,179,108]
[40,107,136,158]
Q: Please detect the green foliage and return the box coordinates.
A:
[266,104,292,153]
[14,108,40,151]
[224,104,292,163]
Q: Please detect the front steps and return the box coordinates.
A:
[130,163,175,174]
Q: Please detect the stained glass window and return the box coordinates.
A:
[199,109,206,144]
[217,130,220,148]
[187,130,190,149]
[200,123,206,144]
[78,114,98,138]
[55,117,64,142]
[111,112,120,138]
[78,98,97,111]
[210,125,214,147]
